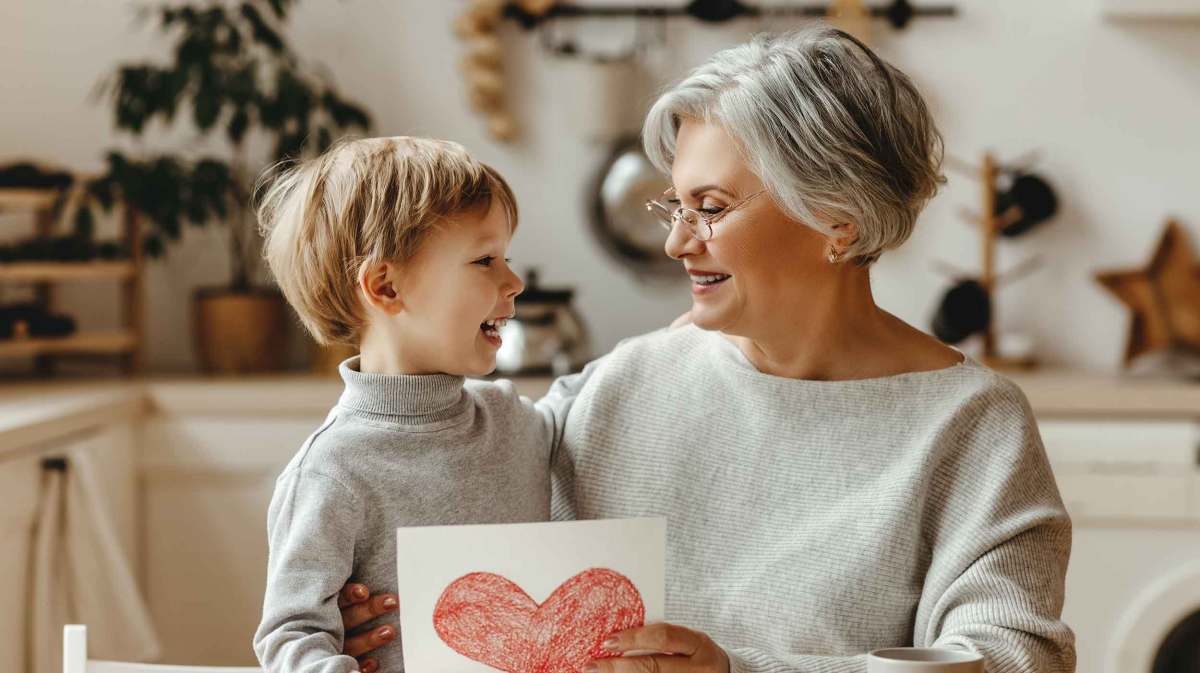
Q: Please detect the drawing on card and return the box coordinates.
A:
[396,518,665,673]
[433,568,645,673]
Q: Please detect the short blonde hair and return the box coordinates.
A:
[643,26,944,265]
[256,136,518,345]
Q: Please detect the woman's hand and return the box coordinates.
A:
[587,623,731,673]
[338,583,399,673]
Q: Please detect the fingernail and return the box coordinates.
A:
[383,596,398,609]
[378,626,395,640]
[361,660,377,673]
[601,637,619,652]
[354,586,367,599]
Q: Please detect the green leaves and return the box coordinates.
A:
[107,0,374,151]
[107,0,374,155]
[74,152,236,258]
[73,206,95,239]
[144,234,165,257]
[192,159,232,220]
[263,0,292,20]
[94,0,375,263]
[323,90,371,131]
[193,82,221,130]
[112,64,187,133]
[240,2,284,53]
[227,106,250,144]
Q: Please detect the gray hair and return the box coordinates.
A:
[642,25,945,264]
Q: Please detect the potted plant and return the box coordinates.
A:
[80,0,372,372]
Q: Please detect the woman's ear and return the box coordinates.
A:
[828,222,858,253]
[359,261,404,314]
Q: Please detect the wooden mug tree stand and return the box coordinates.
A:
[0,185,144,376]
[977,153,1038,371]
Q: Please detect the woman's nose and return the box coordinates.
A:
[664,221,706,260]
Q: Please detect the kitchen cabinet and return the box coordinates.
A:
[1,371,1196,669]
[0,421,139,673]
[140,414,328,665]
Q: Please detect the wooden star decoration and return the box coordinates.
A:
[1095,219,1200,366]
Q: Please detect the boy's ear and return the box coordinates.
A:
[359,261,404,314]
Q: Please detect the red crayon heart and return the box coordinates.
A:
[433,567,645,673]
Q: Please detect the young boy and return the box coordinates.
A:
[252,137,557,673]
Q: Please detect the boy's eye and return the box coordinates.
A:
[473,256,513,267]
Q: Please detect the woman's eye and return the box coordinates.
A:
[700,206,725,215]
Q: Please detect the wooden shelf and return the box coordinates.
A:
[0,183,144,374]
[0,331,138,359]
[0,189,62,211]
[0,261,135,282]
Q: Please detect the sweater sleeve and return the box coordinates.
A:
[722,378,1075,673]
[726,650,867,673]
[913,378,1075,672]
[253,468,364,673]
[538,354,609,522]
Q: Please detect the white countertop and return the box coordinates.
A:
[1,369,1196,460]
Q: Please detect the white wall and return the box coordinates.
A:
[1,0,1197,373]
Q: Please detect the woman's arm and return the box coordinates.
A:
[910,379,1074,671]
[538,353,611,521]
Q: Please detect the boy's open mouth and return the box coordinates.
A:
[480,318,508,343]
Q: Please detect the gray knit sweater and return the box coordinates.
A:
[253,356,555,673]
[546,325,1075,673]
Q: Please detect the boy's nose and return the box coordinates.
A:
[504,268,524,299]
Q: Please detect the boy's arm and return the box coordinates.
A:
[254,469,364,673]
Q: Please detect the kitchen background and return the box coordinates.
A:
[2,0,1198,372]
[1,1,1199,673]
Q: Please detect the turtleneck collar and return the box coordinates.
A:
[336,356,467,421]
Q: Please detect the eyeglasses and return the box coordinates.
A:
[645,187,766,242]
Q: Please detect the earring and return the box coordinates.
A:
[827,249,844,264]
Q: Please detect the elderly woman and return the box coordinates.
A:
[339,26,1074,673]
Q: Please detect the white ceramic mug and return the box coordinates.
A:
[867,648,984,672]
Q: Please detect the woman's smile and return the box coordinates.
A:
[688,268,733,295]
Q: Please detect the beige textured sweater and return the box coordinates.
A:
[545,325,1075,673]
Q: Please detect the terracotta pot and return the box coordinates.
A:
[192,287,289,374]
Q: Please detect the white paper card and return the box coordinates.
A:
[396,518,666,673]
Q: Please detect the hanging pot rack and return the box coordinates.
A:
[503,0,956,30]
